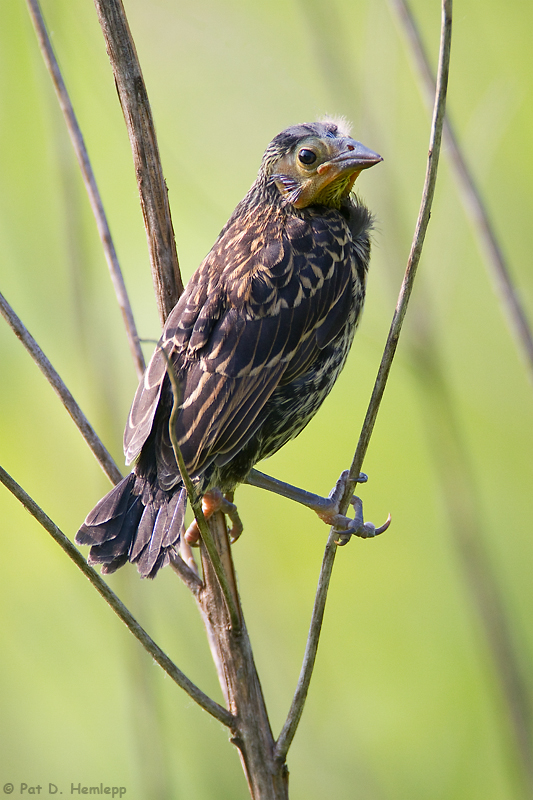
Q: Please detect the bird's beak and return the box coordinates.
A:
[317,138,382,186]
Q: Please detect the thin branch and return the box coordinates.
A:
[275,535,337,761]
[0,291,122,486]
[389,0,533,381]
[169,550,203,593]
[276,0,453,761]
[26,0,146,380]
[0,464,234,729]
[92,0,183,325]
[160,346,242,632]
[341,0,452,527]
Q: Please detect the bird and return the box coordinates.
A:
[76,118,383,578]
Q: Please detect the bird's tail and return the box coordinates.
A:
[75,473,187,578]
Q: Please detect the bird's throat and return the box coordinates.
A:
[313,171,360,209]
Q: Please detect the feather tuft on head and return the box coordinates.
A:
[319,115,352,138]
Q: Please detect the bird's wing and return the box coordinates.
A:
[125,209,357,484]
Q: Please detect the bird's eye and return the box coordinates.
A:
[298,148,317,165]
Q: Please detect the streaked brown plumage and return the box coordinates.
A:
[76,119,382,577]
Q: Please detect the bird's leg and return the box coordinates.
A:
[184,488,244,546]
[178,536,200,575]
[245,468,391,541]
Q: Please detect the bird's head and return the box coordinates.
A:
[261,119,382,210]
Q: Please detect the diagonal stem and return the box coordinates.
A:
[276,0,453,762]
[0,291,122,486]
[0,464,234,729]
[389,0,533,383]
[26,0,146,380]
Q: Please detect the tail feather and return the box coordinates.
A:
[75,474,186,578]
[131,503,158,561]
[162,489,186,547]
[76,473,137,545]
[133,505,167,576]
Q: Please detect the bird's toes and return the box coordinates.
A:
[318,485,391,546]
[220,491,244,543]
[327,469,368,507]
[333,508,392,546]
[183,489,244,545]
[184,518,201,545]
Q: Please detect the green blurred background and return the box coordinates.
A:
[1,0,532,797]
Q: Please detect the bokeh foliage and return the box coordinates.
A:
[1,1,532,798]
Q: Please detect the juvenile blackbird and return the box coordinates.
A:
[76,119,382,577]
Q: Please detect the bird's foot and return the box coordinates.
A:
[245,468,390,544]
[316,470,391,545]
[184,488,244,546]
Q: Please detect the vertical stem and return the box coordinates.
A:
[161,345,242,631]
[337,0,452,542]
[92,3,286,795]
[93,0,183,324]
[275,534,337,761]
[195,512,289,800]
